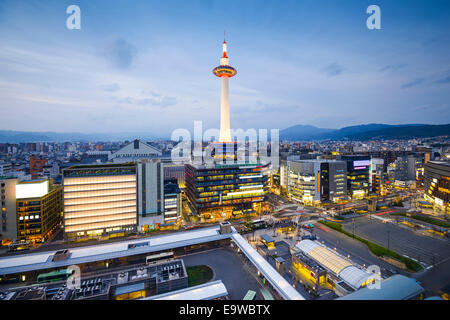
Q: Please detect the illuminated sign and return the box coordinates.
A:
[353,160,370,167]
[16,180,49,199]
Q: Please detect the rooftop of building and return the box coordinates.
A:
[0,226,306,301]
[289,159,346,163]
[428,160,450,167]
[65,162,137,170]
[0,226,229,275]
[145,280,228,300]
[337,275,424,300]
[295,240,372,289]
[292,251,326,273]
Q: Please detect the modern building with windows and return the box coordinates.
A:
[163,163,186,188]
[16,179,62,244]
[0,162,12,177]
[62,163,137,239]
[370,158,384,194]
[287,159,347,205]
[341,156,370,199]
[423,161,450,214]
[185,162,269,220]
[1,177,18,244]
[136,160,164,231]
[163,178,182,225]
[394,155,419,182]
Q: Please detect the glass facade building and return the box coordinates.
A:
[185,162,269,220]
[287,160,346,205]
[423,161,450,214]
[341,156,370,199]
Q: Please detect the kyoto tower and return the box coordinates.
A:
[213,38,237,143]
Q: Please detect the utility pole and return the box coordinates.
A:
[352,218,355,238]
[387,230,390,250]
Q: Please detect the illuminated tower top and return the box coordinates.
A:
[213,39,237,78]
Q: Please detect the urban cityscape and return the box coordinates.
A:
[0,0,449,309]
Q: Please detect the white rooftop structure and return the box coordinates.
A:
[230,232,304,300]
[144,280,228,300]
[0,226,306,300]
[109,139,162,163]
[0,226,228,275]
[337,275,424,300]
[295,240,372,290]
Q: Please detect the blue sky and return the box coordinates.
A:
[0,0,449,136]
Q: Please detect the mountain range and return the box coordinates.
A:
[0,131,164,143]
[279,123,450,141]
[0,123,449,143]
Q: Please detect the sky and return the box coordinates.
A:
[0,0,449,137]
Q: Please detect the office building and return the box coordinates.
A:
[0,162,12,177]
[163,163,186,188]
[0,177,18,244]
[16,179,62,243]
[423,161,450,214]
[62,163,137,239]
[287,159,347,205]
[29,155,48,179]
[137,160,164,231]
[341,156,370,199]
[370,158,384,194]
[394,155,418,182]
[185,163,269,220]
[163,178,182,225]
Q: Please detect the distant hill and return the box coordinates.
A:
[0,130,164,143]
[277,125,334,140]
[280,123,449,141]
[344,124,450,140]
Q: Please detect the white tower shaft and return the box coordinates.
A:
[219,76,232,142]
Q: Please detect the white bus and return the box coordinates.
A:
[145,251,174,265]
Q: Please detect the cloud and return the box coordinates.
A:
[379,63,407,72]
[401,77,425,89]
[102,83,120,92]
[115,94,177,108]
[100,38,137,69]
[137,96,177,107]
[321,62,344,76]
[434,75,450,84]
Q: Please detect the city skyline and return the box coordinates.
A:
[1,0,450,136]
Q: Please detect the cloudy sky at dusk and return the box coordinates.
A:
[0,0,449,137]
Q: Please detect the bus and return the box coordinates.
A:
[145,251,174,265]
[243,290,256,300]
[7,241,30,252]
[260,288,274,300]
[251,219,268,230]
[37,269,74,284]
